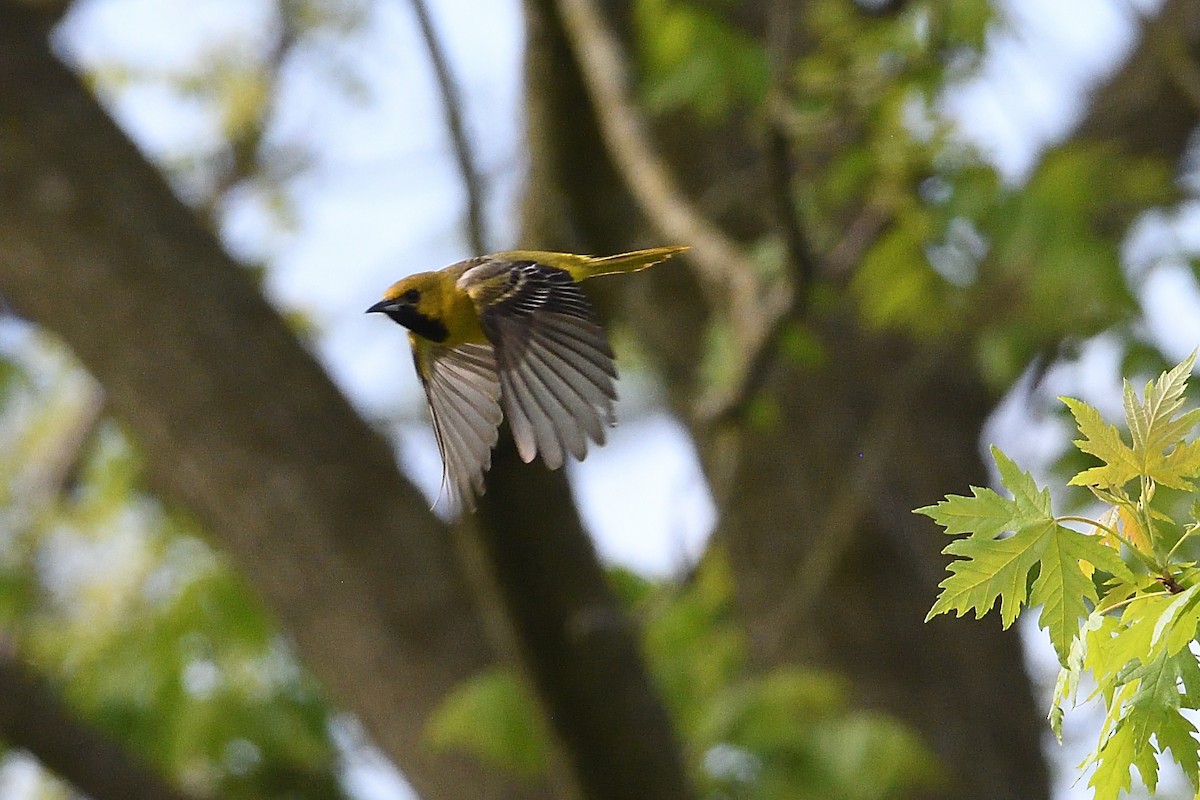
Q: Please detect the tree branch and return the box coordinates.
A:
[1072,0,1200,160]
[476,440,697,800]
[407,0,489,253]
[0,6,549,799]
[0,647,197,800]
[553,0,793,418]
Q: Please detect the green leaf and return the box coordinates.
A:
[1124,352,1200,490]
[1086,649,1200,799]
[913,485,1023,539]
[1050,610,1109,742]
[926,521,1046,629]
[1126,353,1197,458]
[990,445,1053,519]
[1064,352,1200,491]
[1032,526,1129,664]
[1062,397,1140,489]
[915,445,1052,538]
[926,447,1130,662]
[1089,720,1136,800]
[426,668,549,778]
[1150,582,1200,658]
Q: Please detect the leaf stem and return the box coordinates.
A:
[1097,591,1170,616]
[1164,527,1196,565]
[1055,515,1163,573]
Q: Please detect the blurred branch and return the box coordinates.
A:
[1150,14,1200,111]
[554,0,793,421]
[199,3,300,221]
[554,0,756,304]
[0,646,198,800]
[690,0,823,427]
[823,203,891,279]
[407,0,489,253]
[1072,0,1200,161]
[20,363,105,506]
[476,440,696,800]
[765,0,816,305]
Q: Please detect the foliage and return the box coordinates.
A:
[426,668,549,779]
[0,335,346,800]
[632,0,1171,394]
[429,556,940,799]
[919,353,1200,799]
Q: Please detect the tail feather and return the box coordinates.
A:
[577,245,688,280]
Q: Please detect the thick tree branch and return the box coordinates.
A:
[476,441,696,800]
[407,0,489,253]
[0,7,549,800]
[0,647,197,800]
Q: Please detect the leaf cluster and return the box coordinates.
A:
[429,555,940,799]
[919,352,1200,799]
[0,338,345,800]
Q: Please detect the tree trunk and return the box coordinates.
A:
[0,6,544,799]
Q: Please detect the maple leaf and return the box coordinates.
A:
[919,353,1200,800]
[915,446,1051,538]
[1088,719,1136,800]
[1065,351,1200,492]
[1062,397,1140,490]
[922,447,1133,663]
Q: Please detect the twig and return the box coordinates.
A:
[555,0,793,420]
[690,0,821,426]
[1098,591,1171,616]
[407,0,489,253]
[823,202,891,278]
[765,0,816,305]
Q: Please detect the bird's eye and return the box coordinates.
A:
[402,289,420,304]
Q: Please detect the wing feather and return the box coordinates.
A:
[494,323,567,467]
[471,261,619,468]
[414,341,502,510]
[514,338,591,460]
[522,325,611,443]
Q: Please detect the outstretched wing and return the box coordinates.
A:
[459,259,617,469]
[412,339,503,510]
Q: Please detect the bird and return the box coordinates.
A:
[367,245,687,511]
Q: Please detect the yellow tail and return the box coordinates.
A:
[576,245,688,280]
[493,245,687,282]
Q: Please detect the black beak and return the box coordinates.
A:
[366,298,399,315]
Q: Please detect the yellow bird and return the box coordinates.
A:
[367,246,686,510]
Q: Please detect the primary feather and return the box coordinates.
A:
[367,245,685,511]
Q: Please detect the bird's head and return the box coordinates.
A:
[366,272,450,343]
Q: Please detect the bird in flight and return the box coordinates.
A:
[367,246,686,511]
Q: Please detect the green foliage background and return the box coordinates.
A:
[4,0,1200,798]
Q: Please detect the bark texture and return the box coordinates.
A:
[0,6,539,799]
[476,440,696,800]
[517,0,1200,797]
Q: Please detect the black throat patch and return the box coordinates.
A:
[386,306,449,343]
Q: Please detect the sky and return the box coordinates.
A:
[5,0,1195,798]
